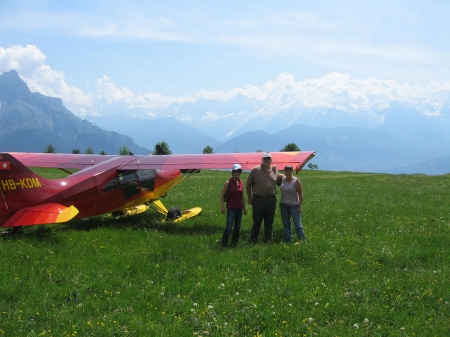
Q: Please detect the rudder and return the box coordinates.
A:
[0,153,64,227]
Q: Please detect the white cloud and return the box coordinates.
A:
[96,76,135,105]
[2,44,450,120]
[253,72,450,113]
[0,44,46,75]
[96,75,194,110]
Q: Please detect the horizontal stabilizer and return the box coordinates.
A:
[2,204,79,228]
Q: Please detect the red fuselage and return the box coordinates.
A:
[0,153,183,226]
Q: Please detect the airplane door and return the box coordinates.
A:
[117,170,141,199]
[99,170,141,213]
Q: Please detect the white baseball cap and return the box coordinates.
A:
[232,164,242,172]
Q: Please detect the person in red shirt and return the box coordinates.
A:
[220,164,247,247]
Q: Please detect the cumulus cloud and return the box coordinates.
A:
[96,76,136,106]
[96,76,194,110]
[0,44,46,75]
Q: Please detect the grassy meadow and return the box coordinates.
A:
[0,169,449,336]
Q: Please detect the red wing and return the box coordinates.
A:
[8,151,316,173]
[9,152,117,170]
[122,151,316,173]
[2,204,79,228]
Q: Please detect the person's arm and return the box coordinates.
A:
[242,179,247,215]
[246,172,253,205]
[276,173,284,186]
[295,179,303,214]
[220,181,229,214]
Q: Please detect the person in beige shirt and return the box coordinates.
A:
[246,152,278,243]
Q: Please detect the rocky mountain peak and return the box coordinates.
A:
[0,69,32,103]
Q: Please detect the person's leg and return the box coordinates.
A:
[221,209,235,247]
[280,202,292,242]
[290,206,306,241]
[263,197,277,242]
[231,208,243,246]
[250,198,264,243]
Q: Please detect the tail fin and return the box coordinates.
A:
[0,153,78,227]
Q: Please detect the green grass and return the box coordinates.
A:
[1,170,449,336]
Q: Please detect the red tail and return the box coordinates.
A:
[0,153,78,227]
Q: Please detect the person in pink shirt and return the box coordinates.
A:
[278,165,306,243]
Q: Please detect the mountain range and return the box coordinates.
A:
[84,115,450,174]
[1,69,449,175]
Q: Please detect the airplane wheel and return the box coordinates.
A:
[167,207,182,220]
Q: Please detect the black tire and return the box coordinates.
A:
[167,207,182,220]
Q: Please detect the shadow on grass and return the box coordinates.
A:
[0,225,61,244]
[1,213,224,242]
[1,214,292,247]
[55,211,225,236]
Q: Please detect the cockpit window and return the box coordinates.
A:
[118,170,140,199]
[102,177,120,193]
[136,169,157,191]
[102,169,157,197]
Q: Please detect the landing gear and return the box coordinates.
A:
[166,207,182,221]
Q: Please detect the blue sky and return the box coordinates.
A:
[1,0,449,116]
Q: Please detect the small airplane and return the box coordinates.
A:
[0,151,315,229]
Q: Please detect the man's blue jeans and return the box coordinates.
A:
[280,202,306,243]
[222,208,243,247]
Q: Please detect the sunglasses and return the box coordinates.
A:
[263,158,272,161]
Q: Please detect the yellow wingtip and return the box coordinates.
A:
[56,205,79,223]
